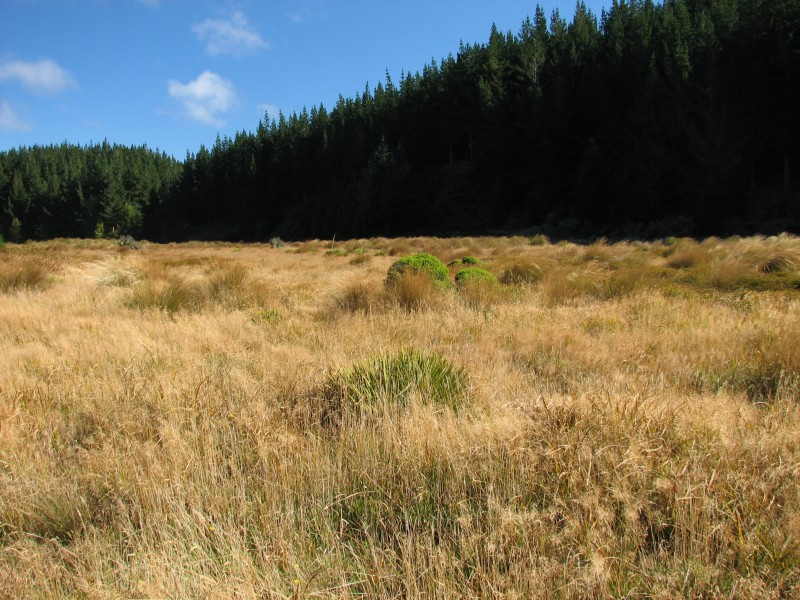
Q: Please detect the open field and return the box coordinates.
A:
[1,235,799,598]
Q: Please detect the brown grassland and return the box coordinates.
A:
[1,234,799,598]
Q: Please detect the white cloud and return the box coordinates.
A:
[168,71,237,126]
[286,0,326,24]
[0,101,30,131]
[0,58,76,94]
[287,8,313,23]
[192,11,268,57]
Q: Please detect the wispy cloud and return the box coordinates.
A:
[0,101,30,131]
[0,58,76,94]
[257,103,281,121]
[168,71,237,126]
[286,0,326,23]
[192,11,268,57]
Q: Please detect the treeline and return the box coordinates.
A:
[2,0,799,242]
[0,143,180,241]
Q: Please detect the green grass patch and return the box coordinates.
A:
[324,350,470,417]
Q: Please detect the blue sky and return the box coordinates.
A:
[1,0,608,159]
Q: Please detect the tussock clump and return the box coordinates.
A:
[386,271,440,311]
[500,258,544,285]
[205,261,271,309]
[0,259,50,292]
[457,279,504,311]
[386,252,449,286]
[130,259,269,312]
[581,238,613,263]
[321,350,470,424]
[88,258,141,287]
[665,241,710,269]
[127,278,205,313]
[540,264,651,305]
[759,252,798,274]
[349,250,372,266]
[324,279,381,317]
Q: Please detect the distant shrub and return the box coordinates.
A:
[454,267,498,287]
[117,235,140,250]
[448,256,481,267]
[269,237,285,248]
[386,252,449,286]
[323,350,470,422]
[0,234,5,249]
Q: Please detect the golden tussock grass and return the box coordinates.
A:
[0,258,51,292]
[0,235,799,598]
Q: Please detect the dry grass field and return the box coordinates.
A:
[1,234,799,598]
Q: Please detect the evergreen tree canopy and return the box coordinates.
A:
[1,0,798,242]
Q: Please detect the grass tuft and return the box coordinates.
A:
[322,350,470,421]
[126,278,204,313]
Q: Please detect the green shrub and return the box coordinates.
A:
[386,252,449,286]
[324,350,470,420]
[0,234,5,249]
[448,256,481,268]
[454,267,498,287]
